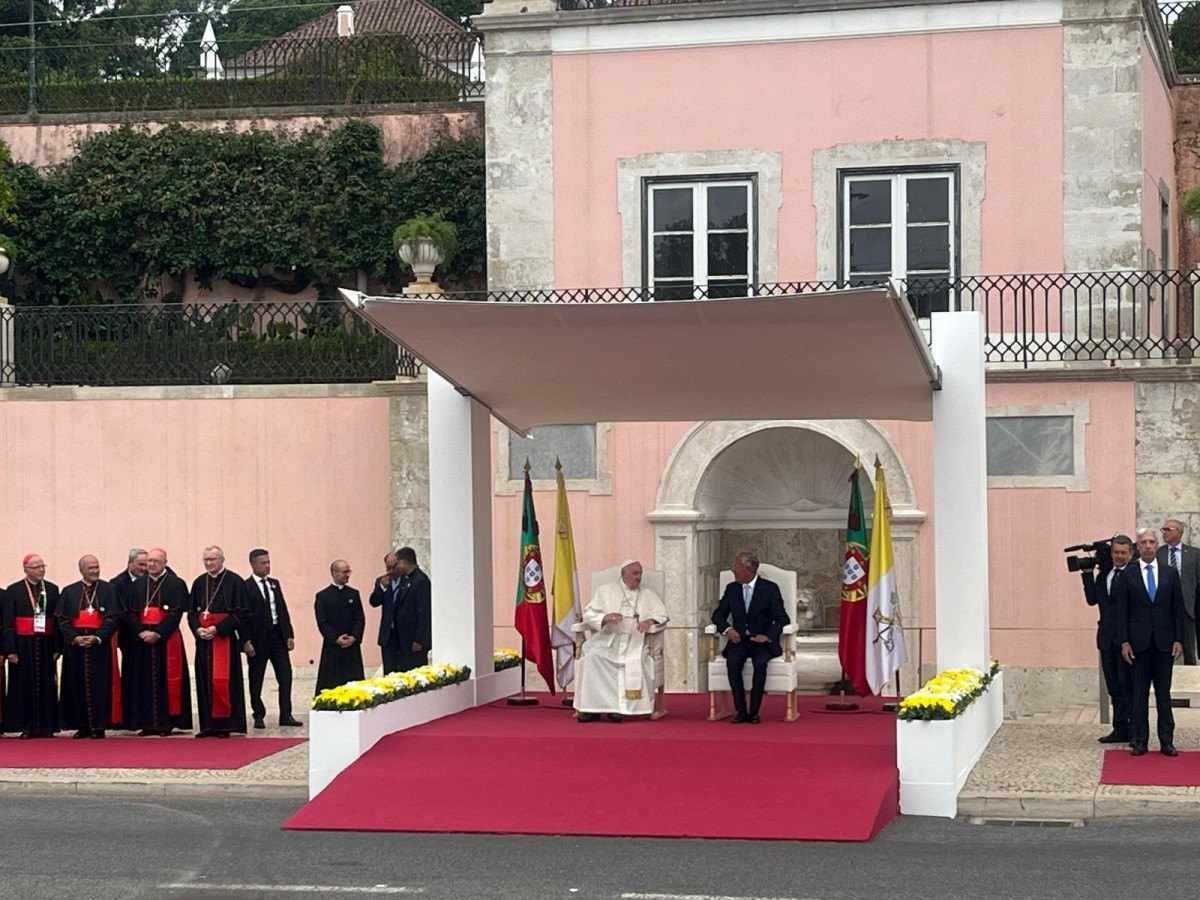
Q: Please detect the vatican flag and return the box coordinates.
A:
[865,458,907,695]
[551,458,582,690]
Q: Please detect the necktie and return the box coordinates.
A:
[1171,546,1179,570]
[1146,564,1157,602]
[742,583,752,614]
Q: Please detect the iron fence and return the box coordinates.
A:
[0,300,419,386]
[423,270,1200,368]
[1159,1,1200,72]
[0,32,484,115]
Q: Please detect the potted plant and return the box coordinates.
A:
[393,214,458,294]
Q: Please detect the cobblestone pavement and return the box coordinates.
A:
[962,706,1200,820]
[0,672,312,798]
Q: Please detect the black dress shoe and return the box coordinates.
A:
[252,718,266,730]
[1098,731,1129,744]
[73,730,89,739]
[278,718,303,728]
[1162,744,1179,756]
[91,731,105,739]
[731,713,750,724]
[749,715,761,724]
[577,713,599,723]
[1131,744,1148,756]
[605,714,622,723]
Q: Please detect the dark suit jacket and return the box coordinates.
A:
[1116,560,1185,653]
[106,570,140,615]
[243,574,295,648]
[1157,543,1200,619]
[710,576,789,659]
[368,567,431,651]
[1085,564,1129,649]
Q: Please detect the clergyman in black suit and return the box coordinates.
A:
[369,547,431,674]
[1117,528,1186,756]
[1083,534,1134,744]
[244,548,301,729]
[314,559,365,693]
[1157,519,1200,665]
[710,551,790,724]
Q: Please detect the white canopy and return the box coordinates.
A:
[341,285,941,434]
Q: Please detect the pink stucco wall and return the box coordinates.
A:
[1142,44,1177,267]
[490,379,1136,672]
[0,394,393,670]
[551,26,1065,287]
[985,381,1136,668]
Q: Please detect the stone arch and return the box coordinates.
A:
[653,419,920,518]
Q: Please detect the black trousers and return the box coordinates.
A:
[248,625,293,722]
[724,642,774,717]
[382,642,428,675]
[1099,641,1132,737]
[1130,645,1175,747]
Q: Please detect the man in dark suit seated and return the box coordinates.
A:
[369,547,432,674]
[1083,534,1134,744]
[710,551,790,724]
[1117,528,1185,757]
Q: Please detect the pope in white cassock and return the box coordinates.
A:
[573,560,670,722]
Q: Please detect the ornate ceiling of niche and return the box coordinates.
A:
[695,426,875,523]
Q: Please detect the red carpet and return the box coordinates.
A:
[286,694,898,841]
[1101,748,1200,786]
[0,736,304,770]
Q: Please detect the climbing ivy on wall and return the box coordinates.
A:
[5,120,485,306]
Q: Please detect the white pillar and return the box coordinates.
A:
[427,371,494,678]
[930,311,990,672]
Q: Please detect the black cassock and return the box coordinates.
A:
[315,584,366,693]
[2,579,61,736]
[58,580,120,734]
[107,570,140,671]
[123,573,193,733]
[189,570,248,735]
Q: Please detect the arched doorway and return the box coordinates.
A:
[649,420,925,695]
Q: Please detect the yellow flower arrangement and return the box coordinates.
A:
[494,647,521,672]
[897,662,1000,721]
[312,662,472,712]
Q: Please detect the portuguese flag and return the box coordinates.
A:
[514,466,556,693]
[838,465,871,696]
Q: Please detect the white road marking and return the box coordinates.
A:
[157,884,423,894]
[620,894,818,900]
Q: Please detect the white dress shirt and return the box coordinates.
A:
[258,576,278,625]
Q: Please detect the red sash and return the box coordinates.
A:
[71,609,123,725]
[140,606,184,717]
[15,616,54,637]
[201,611,232,719]
[72,609,102,629]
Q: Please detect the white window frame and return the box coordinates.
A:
[645,178,755,298]
[985,401,1090,492]
[841,170,957,287]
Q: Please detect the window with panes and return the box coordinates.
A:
[839,167,958,315]
[644,177,755,301]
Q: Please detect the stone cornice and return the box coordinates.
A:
[475,0,1008,31]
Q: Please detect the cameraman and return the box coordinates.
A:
[1084,534,1134,744]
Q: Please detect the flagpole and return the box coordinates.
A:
[507,636,539,707]
[826,667,859,712]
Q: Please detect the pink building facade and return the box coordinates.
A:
[476,0,1191,711]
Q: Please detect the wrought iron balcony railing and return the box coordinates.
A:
[0,300,419,386]
[0,32,484,116]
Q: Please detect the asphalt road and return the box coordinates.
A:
[1,795,1196,899]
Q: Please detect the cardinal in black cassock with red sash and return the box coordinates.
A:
[189,547,248,737]
[124,550,192,735]
[58,556,121,738]
[3,554,60,737]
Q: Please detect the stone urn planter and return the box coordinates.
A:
[396,236,444,295]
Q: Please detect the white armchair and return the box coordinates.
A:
[704,563,799,722]
[572,564,669,718]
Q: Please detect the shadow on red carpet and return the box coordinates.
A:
[285,693,898,841]
[0,736,304,770]
[1101,747,1200,786]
